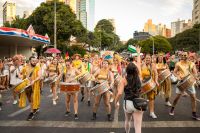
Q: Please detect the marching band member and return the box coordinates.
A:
[22,56,42,121]
[46,58,61,105]
[10,55,23,105]
[169,52,200,120]
[82,54,92,106]
[72,54,85,101]
[156,54,172,106]
[91,59,114,121]
[141,54,159,119]
[64,59,81,120]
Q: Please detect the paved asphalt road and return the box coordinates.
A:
[0,83,200,133]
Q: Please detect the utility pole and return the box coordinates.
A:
[54,0,57,48]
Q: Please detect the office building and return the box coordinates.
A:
[3,1,16,24]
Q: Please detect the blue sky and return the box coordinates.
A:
[0,0,193,40]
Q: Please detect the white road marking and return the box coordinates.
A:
[0,120,200,128]
[8,106,30,117]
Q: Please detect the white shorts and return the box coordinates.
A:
[3,70,9,76]
[176,85,196,94]
[123,100,140,113]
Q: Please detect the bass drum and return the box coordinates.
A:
[158,69,171,84]
[60,82,80,93]
[176,75,196,92]
[140,78,156,95]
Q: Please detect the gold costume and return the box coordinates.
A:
[176,61,195,78]
[19,65,41,109]
[141,65,157,100]
[156,63,171,99]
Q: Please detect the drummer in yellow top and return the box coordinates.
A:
[23,56,42,121]
[64,59,81,120]
[156,54,172,106]
[141,54,159,119]
[91,57,114,121]
[169,52,200,120]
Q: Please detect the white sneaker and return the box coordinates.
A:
[13,100,18,105]
[50,89,52,93]
[53,100,57,105]
[150,112,157,119]
[0,107,2,111]
[165,101,172,107]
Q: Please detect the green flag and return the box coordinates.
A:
[128,45,137,53]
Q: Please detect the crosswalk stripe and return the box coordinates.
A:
[8,106,30,117]
[0,120,199,128]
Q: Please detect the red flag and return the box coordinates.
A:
[65,52,69,59]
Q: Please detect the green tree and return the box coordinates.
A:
[139,36,172,54]
[126,38,138,46]
[94,19,120,50]
[169,24,200,52]
[27,2,87,44]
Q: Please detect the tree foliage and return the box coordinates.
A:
[169,24,200,52]
[94,19,120,50]
[28,2,86,44]
[138,35,172,54]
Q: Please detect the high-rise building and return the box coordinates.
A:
[171,19,192,37]
[72,0,95,31]
[65,0,78,14]
[3,1,16,24]
[144,19,157,36]
[88,0,95,31]
[166,28,171,38]
[108,19,116,33]
[192,0,200,24]
[144,19,171,37]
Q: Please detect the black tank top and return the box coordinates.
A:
[124,79,141,100]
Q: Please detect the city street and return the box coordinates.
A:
[0,83,200,133]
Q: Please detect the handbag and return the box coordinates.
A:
[132,98,148,111]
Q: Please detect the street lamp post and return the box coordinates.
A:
[150,36,155,55]
[54,0,57,49]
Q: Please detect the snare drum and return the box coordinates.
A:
[140,78,156,95]
[177,75,196,92]
[14,79,31,94]
[78,72,91,84]
[60,82,80,92]
[44,75,57,84]
[158,69,171,84]
[114,74,122,86]
[90,81,110,96]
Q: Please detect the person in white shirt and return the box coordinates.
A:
[10,55,23,105]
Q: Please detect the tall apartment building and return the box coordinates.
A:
[52,0,95,31]
[3,1,16,24]
[171,19,192,37]
[192,0,200,24]
[144,19,157,36]
[144,19,171,37]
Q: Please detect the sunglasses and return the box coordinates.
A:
[182,55,187,57]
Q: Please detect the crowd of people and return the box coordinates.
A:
[0,49,200,133]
